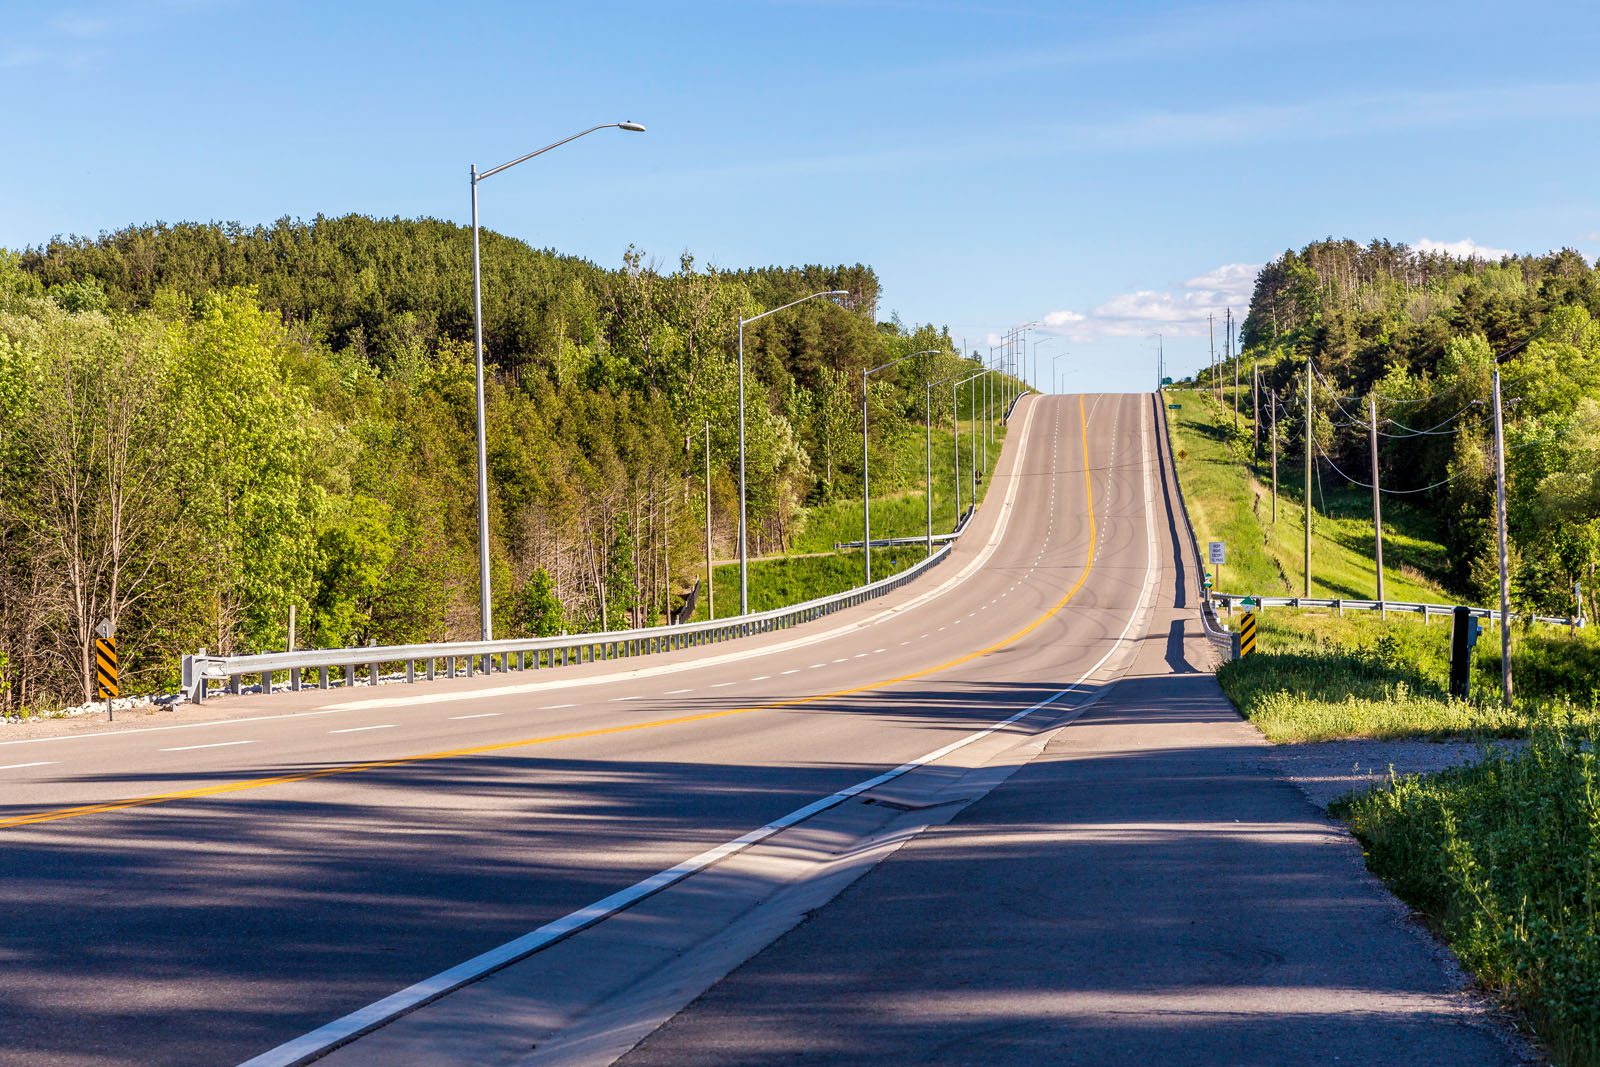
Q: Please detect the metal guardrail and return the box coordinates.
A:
[835,506,974,551]
[1210,593,1584,631]
[182,541,957,702]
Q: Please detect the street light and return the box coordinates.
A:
[468,120,646,642]
[1051,351,1070,394]
[737,289,850,614]
[1033,336,1055,391]
[862,349,941,583]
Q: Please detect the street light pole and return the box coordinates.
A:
[469,120,645,641]
[736,289,850,614]
[861,349,938,583]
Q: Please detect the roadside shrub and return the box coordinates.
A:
[1337,719,1600,1066]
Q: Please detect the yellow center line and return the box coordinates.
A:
[2,396,1101,832]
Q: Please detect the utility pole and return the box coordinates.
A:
[704,421,713,620]
[1230,307,1239,434]
[1368,397,1386,616]
[1252,358,1260,470]
[1492,368,1513,708]
[1208,313,1216,405]
[1270,389,1278,524]
[1304,357,1313,597]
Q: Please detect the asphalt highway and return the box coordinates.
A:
[0,391,1514,1066]
[1,391,1146,1064]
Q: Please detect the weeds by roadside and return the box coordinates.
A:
[1335,718,1600,1067]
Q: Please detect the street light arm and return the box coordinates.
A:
[741,289,850,327]
[866,347,942,377]
[477,121,646,182]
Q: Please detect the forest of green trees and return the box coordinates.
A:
[1216,238,1600,619]
[0,216,984,715]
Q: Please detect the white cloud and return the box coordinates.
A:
[1042,309,1085,327]
[1037,262,1261,343]
[1413,237,1514,261]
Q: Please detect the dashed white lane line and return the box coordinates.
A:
[160,740,259,753]
[808,663,826,669]
[330,724,396,734]
[780,669,801,675]
[872,648,886,654]
[542,703,578,710]
[852,653,868,659]
[449,713,500,720]
[0,761,58,770]
[665,689,693,695]
[609,696,640,702]
[750,675,770,681]
[710,682,736,689]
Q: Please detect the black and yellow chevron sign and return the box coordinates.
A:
[1239,611,1257,657]
[94,637,119,699]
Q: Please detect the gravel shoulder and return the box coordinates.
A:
[1261,737,1528,811]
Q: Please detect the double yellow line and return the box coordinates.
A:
[2,396,1101,832]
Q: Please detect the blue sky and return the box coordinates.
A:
[5,0,1599,392]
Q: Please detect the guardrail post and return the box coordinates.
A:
[228,673,241,696]
[1335,599,1343,617]
[405,660,416,683]
[367,640,379,688]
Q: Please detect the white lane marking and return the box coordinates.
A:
[852,653,868,659]
[330,724,395,734]
[710,682,736,688]
[665,689,694,695]
[0,761,58,770]
[898,640,910,646]
[542,704,578,709]
[245,425,1161,1067]
[832,658,848,663]
[449,713,500,720]
[750,675,770,681]
[780,670,801,675]
[160,740,258,753]
[608,696,640,702]
[808,663,826,669]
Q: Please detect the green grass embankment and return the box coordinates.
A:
[1217,609,1600,743]
[1163,388,1449,602]
[686,413,1009,621]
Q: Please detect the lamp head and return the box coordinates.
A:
[617,121,647,132]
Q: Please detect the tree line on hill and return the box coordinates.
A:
[1214,238,1600,619]
[0,216,978,714]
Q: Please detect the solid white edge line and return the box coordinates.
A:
[0,761,58,770]
[160,740,259,753]
[239,395,1160,1067]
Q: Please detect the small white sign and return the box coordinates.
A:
[1208,541,1226,566]
[95,617,114,639]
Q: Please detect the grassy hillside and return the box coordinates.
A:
[687,412,1010,621]
[1164,387,1451,602]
